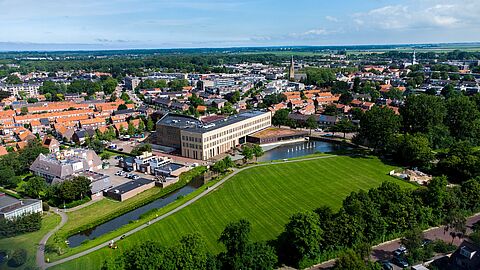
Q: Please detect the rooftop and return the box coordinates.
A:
[107,178,153,195]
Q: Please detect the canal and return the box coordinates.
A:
[67,179,203,247]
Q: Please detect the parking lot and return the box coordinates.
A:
[102,155,156,187]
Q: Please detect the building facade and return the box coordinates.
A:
[0,193,42,220]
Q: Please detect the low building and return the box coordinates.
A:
[247,127,308,145]
[449,240,480,270]
[77,171,112,197]
[105,178,155,201]
[0,193,42,220]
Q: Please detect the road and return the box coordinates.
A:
[311,213,480,269]
[36,209,68,268]
[40,155,338,269]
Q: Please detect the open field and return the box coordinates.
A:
[0,213,60,270]
[50,155,414,270]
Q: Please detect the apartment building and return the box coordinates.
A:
[0,83,41,97]
[156,111,271,160]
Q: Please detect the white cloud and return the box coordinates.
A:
[353,1,480,31]
[325,16,339,22]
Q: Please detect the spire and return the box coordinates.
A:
[289,55,295,80]
[412,50,417,65]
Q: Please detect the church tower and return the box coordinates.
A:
[289,56,295,80]
[412,50,417,65]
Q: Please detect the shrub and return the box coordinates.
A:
[42,202,50,211]
[432,240,457,253]
[8,249,27,267]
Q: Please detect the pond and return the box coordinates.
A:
[67,178,203,248]
[257,139,349,162]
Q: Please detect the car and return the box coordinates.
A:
[118,171,126,176]
[315,128,323,132]
[125,173,133,178]
[379,260,393,270]
[392,256,409,268]
[393,246,407,257]
[114,171,122,176]
[132,175,140,180]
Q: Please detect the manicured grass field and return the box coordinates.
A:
[50,155,413,270]
[0,213,60,270]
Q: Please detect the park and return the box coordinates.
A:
[47,154,413,270]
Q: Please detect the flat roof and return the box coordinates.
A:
[248,127,308,139]
[0,193,19,209]
[186,110,269,134]
[156,113,202,129]
[107,178,153,195]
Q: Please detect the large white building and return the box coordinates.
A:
[157,111,272,160]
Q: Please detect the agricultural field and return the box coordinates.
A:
[50,155,414,270]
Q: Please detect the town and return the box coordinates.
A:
[1,23,480,270]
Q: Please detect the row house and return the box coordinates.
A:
[13,109,95,124]
[80,117,107,129]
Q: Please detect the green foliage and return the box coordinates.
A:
[0,213,42,238]
[392,133,434,168]
[354,106,400,152]
[117,104,127,110]
[272,109,290,127]
[278,212,322,266]
[304,67,336,86]
[146,117,155,131]
[261,94,287,107]
[5,74,21,84]
[168,79,189,91]
[437,141,480,183]
[23,176,47,199]
[241,146,253,161]
[445,96,480,142]
[130,144,152,156]
[333,249,367,270]
[48,176,91,206]
[8,248,27,267]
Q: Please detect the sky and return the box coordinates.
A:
[0,0,479,50]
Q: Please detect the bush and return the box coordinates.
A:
[0,212,42,238]
[42,202,50,211]
[7,249,27,267]
[432,240,457,253]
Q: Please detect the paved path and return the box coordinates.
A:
[311,213,480,269]
[40,154,338,269]
[36,209,68,269]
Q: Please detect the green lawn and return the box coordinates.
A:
[0,212,60,270]
[50,155,413,270]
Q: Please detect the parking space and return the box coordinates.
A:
[101,155,157,188]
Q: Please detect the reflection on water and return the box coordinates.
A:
[257,140,348,162]
[67,178,203,248]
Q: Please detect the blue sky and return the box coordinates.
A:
[0,0,479,50]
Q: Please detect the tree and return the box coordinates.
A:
[333,249,367,270]
[252,145,264,161]
[461,177,480,211]
[217,219,277,270]
[242,146,253,162]
[146,117,155,131]
[393,133,434,168]
[0,166,17,188]
[117,104,127,110]
[400,94,446,134]
[23,176,47,199]
[20,106,28,115]
[137,119,145,133]
[172,233,209,270]
[306,116,318,135]
[401,227,424,261]
[127,122,136,136]
[445,96,480,141]
[444,211,467,244]
[6,74,22,84]
[8,248,27,267]
[335,118,356,138]
[272,109,289,127]
[354,106,400,152]
[279,211,322,266]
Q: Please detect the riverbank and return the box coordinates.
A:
[45,166,206,261]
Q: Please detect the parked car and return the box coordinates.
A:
[421,239,432,247]
[125,173,134,178]
[114,171,122,176]
[392,256,409,268]
[380,260,393,270]
[393,246,407,257]
[132,175,140,180]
